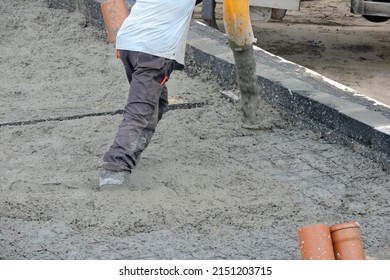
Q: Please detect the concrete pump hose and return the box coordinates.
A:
[223,0,256,51]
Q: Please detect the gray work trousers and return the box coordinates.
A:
[102,50,174,172]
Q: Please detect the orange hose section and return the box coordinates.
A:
[223,0,255,49]
[224,0,236,24]
[101,0,129,44]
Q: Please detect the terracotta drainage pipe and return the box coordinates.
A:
[330,221,366,260]
[298,223,335,260]
[101,0,129,44]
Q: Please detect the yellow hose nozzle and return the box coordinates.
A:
[223,0,256,51]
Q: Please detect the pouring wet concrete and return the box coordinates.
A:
[0,0,389,260]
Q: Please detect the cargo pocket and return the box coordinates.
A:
[136,52,173,86]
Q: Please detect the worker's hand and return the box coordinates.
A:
[116,49,120,59]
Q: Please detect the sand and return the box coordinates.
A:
[1,0,389,260]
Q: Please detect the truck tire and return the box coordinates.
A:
[362,15,389,22]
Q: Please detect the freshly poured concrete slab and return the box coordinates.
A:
[1,0,389,261]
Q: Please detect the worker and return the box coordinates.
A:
[98,0,202,187]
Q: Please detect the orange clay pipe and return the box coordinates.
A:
[223,0,256,51]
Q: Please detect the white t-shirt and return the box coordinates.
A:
[116,0,196,64]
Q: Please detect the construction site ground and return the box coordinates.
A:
[0,0,389,259]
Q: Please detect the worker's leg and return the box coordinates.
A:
[133,85,168,162]
[158,85,168,121]
[101,51,173,173]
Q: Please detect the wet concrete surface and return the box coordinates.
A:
[0,0,389,260]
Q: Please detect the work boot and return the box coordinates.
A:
[97,162,131,189]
